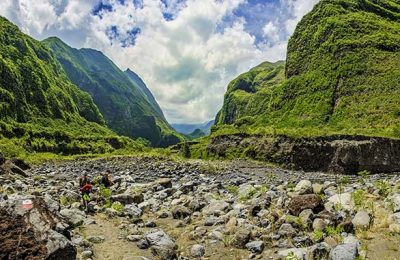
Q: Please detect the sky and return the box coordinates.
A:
[0,0,319,124]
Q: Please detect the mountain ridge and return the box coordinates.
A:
[44,37,183,147]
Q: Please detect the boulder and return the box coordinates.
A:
[351,211,370,229]
[145,230,177,260]
[329,243,358,260]
[325,193,354,211]
[154,178,172,189]
[295,180,313,194]
[171,205,191,219]
[245,241,264,254]
[0,195,76,259]
[191,244,205,258]
[124,204,143,218]
[60,208,86,228]
[289,194,324,216]
[231,228,251,249]
[111,193,144,205]
[202,200,231,216]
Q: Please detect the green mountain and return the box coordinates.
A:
[124,69,164,117]
[0,16,140,158]
[44,37,182,147]
[215,0,400,138]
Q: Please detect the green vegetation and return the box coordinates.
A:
[0,16,146,160]
[214,0,400,139]
[43,37,183,147]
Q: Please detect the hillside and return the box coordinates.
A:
[0,16,141,158]
[44,37,182,147]
[215,0,400,138]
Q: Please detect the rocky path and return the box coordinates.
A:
[2,156,400,260]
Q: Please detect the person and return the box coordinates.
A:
[79,173,93,211]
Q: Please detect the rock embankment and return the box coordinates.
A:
[206,134,400,174]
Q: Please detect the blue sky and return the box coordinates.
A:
[0,0,319,124]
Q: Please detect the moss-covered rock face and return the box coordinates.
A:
[216,0,400,138]
[43,37,183,147]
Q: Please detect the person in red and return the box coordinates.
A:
[79,173,93,211]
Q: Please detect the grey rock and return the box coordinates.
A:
[59,208,85,228]
[124,204,143,218]
[351,211,370,229]
[232,228,251,249]
[295,180,313,195]
[278,223,297,237]
[191,244,205,258]
[245,241,264,254]
[329,243,358,260]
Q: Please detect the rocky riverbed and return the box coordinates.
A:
[1,156,400,259]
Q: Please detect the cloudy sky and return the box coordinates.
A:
[0,0,319,124]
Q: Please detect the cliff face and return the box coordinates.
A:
[216,0,400,138]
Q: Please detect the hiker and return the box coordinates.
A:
[79,173,93,210]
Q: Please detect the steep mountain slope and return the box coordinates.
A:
[124,69,164,117]
[216,0,400,138]
[0,16,140,157]
[44,37,182,147]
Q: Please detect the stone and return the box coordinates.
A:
[389,194,400,212]
[389,223,400,233]
[325,193,354,211]
[313,218,327,231]
[137,239,150,249]
[202,200,230,216]
[313,183,324,194]
[124,204,143,218]
[87,236,105,244]
[191,244,205,258]
[151,246,177,260]
[295,180,313,195]
[59,208,85,228]
[154,178,172,189]
[111,193,144,205]
[329,243,358,260]
[171,205,191,219]
[288,194,323,216]
[145,230,177,250]
[352,211,370,229]
[309,243,330,260]
[81,250,93,259]
[127,235,142,242]
[278,223,297,237]
[245,241,264,254]
[299,209,314,225]
[232,228,251,249]
[277,248,307,259]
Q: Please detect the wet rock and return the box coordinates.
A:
[245,241,264,254]
[295,180,313,195]
[171,205,191,219]
[289,194,323,216]
[329,243,358,260]
[191,244,205,258]
[232,228,251,248]
[351,211,370,229]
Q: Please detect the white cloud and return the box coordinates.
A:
[0,0,320,124]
